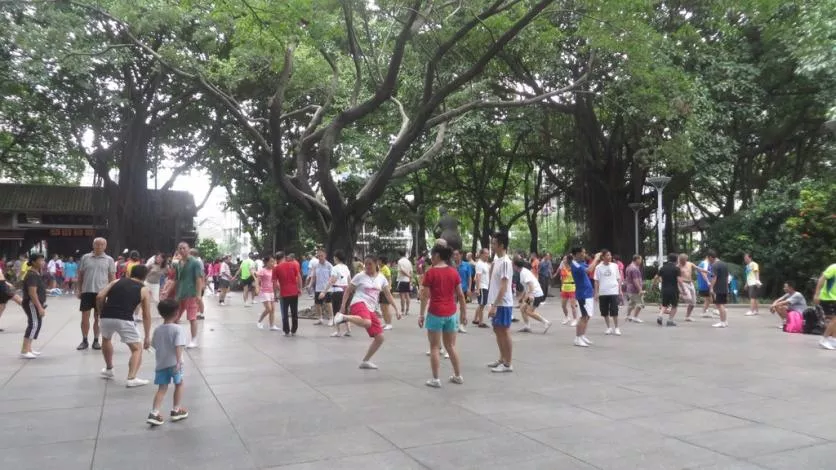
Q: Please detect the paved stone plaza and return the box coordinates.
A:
[0,294,834,469]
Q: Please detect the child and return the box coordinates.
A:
[146,299,188,426]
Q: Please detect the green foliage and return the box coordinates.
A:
[196,238,220,262]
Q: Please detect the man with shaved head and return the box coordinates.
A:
[76,237,116,351]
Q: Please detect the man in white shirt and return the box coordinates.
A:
[743,253,762,316]
[395,251,413,316]
[473,248,491,327]
[514,259,552,334]
[594,250,623,335]
[486,232,514,373]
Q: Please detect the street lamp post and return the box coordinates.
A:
[647,176,671,265]
[627,202,644,256]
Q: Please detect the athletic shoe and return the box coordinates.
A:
[270,325,281,331]
[656,316,663,326]
[19,352,37,359]
[359,361,378,370]
[700,311,712,318]
[197,314,205,320]
[458,325,467,334]
[170,408,189,422]
[146,412,164,426]
[126,378,150,388]
[343,331,351,337]
[574,337,589,347]
[449,375,464,385]
[625,316,633,323]
[313,319,323,325]
[605,327,613,335]
[581,336,593,345]
[712,322,728,328]
[100,368,115,379]
[425,378,442,388]
[666,320,677,327]
[632,317,644,324]
[543,320,552,334]
[570,319,578,327]
[491,364,513,373]
[486,360,503,368]
[333,313,347,325]
[685,317,694,322]
[478,323,490,328]
[92,339,101,350]
[76,340,89,351]
[442,349,449,359]
[257,322,264,329]
[561,318,570,325]
[186,342,198,349]
[383,324,393,331]
[330,332,342,337]
[328,320,335,327]
[744,311,758,316]
[819,338,835,350]
[518,326,532,333]
[614,328,622,336]
[244,303,252,308]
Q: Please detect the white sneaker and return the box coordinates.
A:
[126,378,150,388]
[257,322,264,329]
[458,325,467,334]
[100,368,115,379]
[328,320,335,327]
[570,319,578,327]
[685,317,694,322]
[442,349,450,359]
[581,336,593,345]
[561,318,570,325]
[19,352,37,359]
[605,327,613,335]
[745,311,759,316]
[31,351,42,356]
[425,378,442,388]
[186,342,198,349]
[330,331,342,337]
[313,319,323,325]
[700,311,713,318]
[491,363,513,373]
[449,375,464,385]
[270,325,281,331]
[543,320,552,334]
[632,317,644,324]
[359,361,378,370]
[383,324,393,331]
[486,360,503,368]
[518,325,532,333]
[574,337,589,347]
[614,328,622,336]
[819,338,835,350]
[333,313,346,325]
[712,322,728,328]
[625,316,633,323]
[244,303,252,308]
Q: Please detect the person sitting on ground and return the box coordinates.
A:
[770,281,807,322]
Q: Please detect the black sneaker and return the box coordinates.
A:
[197,314,205,320]
[170,408,189,422]
[76,340,89,350]
[666,320,677,327]
[146,412,164,426]
[656,316,663,326]
[91,339,101,350]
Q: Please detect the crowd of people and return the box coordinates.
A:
[1,233,835,424]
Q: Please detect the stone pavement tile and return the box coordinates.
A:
[0,406,101,449]
[369,414,511,449]
[483,403,612,432]
[230,406,359,442]
[448,390,554,415]
[764,413,836,441]
[98,400,232,438]
[316,379,423,403]
[679,424,823,459]
[263,450,426,470]
[578,395,694,420]
[245,426,396,468]
[404,433,572,470]
[1,439,95,470]
[626,409,752,437]
[704,398,802,424]
[93,423,255,470]
[684,462,768,470]
[748,442,836,469]
[531,383,646,405]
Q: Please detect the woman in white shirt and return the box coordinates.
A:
[514,259,552,334]
[322,250,352,337]
[334,255,400,370]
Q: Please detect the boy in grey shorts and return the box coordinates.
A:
[146,299,189,426]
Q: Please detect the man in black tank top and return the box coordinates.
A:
[96,265,152,387]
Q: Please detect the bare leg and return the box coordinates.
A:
[127,342,142,379]
[190,319,198,342]
[561,298,569,319]
[362,335,385,362]
[669,306,678,321]
[152,385,168,411]
[81,310,91,338]
[173,383,184,409]
[427,330,442,379]
[498,327,512,365]
[93,312,100,339]
[718,304,727,323]
[268,302,275,326]
[442,331,461,377]
[21,337,32,354]
[101,338,114,369]
[493,326,506,363]
[258,303,270,323]
[381,304,392,325]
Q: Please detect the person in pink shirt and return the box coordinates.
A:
[254,256,279,330]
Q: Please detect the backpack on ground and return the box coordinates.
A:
[802,306,825,335]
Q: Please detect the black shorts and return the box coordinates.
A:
[477,289,489,306]
[378,292,389,305]
[396,281,411,293]
[529,295,545,308]
[598,295,619,316]
[661,290,679,308]
[0,284,12,304]
[820,301,836,317]
[240,277,254,287]
[714,293,728,305]
[217,279,230,289]
[330,291,345,313]
[314,292,331,305]
[698,290,710,297]
[79,292,99,312]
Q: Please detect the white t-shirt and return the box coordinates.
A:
[349,272,389,311]
[594,262,621,296]
[519,267,544,298]
[488,255,514,307]
[330,263,351,292]
[396,257,412,283]
[475,260,490,290]
[48,259,58,274]
[255,259,264,271]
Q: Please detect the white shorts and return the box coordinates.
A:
[100,318,141,344]
[679,282,696,306]
[258,292,275,303]
[145,281,160,303]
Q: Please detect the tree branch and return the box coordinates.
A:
[391,123,447,179]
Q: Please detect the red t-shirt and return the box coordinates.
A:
[273,261,300,298]
[422,266,461,317]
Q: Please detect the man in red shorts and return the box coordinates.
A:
[172,242,204,348]
[334,254,400,370]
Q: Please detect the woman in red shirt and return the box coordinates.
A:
[419,244,468,388]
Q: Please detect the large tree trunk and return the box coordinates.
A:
[109,119,153,256]
[326,211,359,269]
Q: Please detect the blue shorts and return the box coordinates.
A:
[154,366,183,385]
[492,306,513,328]
[426,313,458,332]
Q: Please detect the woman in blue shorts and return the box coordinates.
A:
[419,244,468,388]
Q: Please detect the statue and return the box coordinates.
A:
[434,207,462,251]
